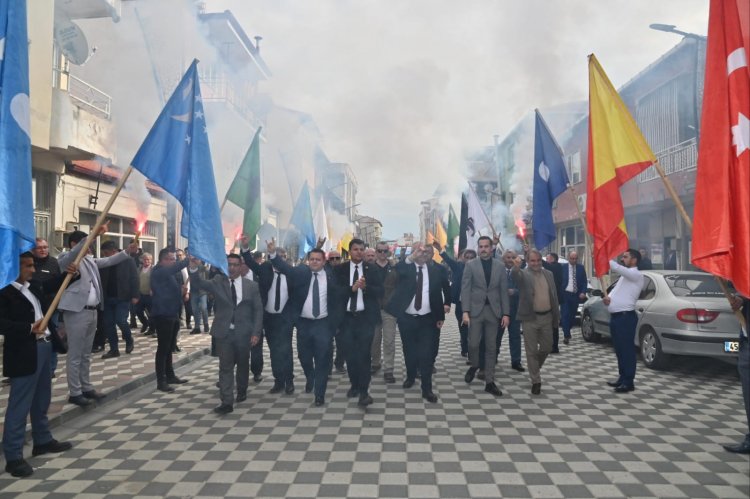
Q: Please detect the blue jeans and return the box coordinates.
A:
[190,293,209,331]
[3,341,54,461]
[560,291,580,338]
[104,298,134,352]
[610,311,638,388]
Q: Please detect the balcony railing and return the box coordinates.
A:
[638,137,697,182]
[53,68,112,119]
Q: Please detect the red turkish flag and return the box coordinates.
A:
[692,0,750,297]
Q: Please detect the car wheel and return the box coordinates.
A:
[640,327,669,370]
[581,313,601,342]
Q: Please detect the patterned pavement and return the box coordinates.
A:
[1,319,749,498]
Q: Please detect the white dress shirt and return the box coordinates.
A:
[405,264,431,315]
[565,264,576,293]
[607,260,644,313]
[83,256,100,307]
[347,262,365,312]
[301,271,328,319]
[266,269,289,314]
[11,281,51,337]
[230,276,243,305]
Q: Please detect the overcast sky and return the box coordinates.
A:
[208,0,709,240]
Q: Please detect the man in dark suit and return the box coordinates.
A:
[189,253,263,414]
[1,253,73,478]
[436,244,477,359]
[268,241,342,406]
[333,238,383,407]
[99,240,140,358]
[560,251,587,346]
[724,294,750,454]
[240,236,297,394]
[543,252,564,353]
[386,243,450,403]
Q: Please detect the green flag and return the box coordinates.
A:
[225,127,262,248]
[447,203,459,257]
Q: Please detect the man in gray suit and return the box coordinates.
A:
[57,225,137,406]
[511,249,560,395]
[189,253,263,415]
[460,236,510,396]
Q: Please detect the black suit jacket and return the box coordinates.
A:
[241,251,296,314]
[0,278,66,378]
[333,260,383,325]
[543,260,564,301]
[385,261,450,321]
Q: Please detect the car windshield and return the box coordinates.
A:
[664,274,735,297]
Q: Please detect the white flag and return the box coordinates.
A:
[466,184,493,250]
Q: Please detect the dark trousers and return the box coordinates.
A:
[496,318,523,365]
[398,314,438,394]
[104,297,134,352]
[339,313,375,394]
[455,304,468,355]
[264,312,294,385]
[297,317,334,398]
[333,328,346,369]
[135,294,152,329]
[182,299,192,327]
[738,336,750,438]
[251,333,264,377]
[2,341,54,461]
[153,316,179,383]
[560,291,579,338]
[93,310,106,349]
[610,311,637,388]
[216,333,250,405]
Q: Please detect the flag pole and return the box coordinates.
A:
[39,165,136,332]
[652,159,745,328]
[467,182,504,251]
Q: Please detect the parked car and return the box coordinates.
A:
[580,271,740,369]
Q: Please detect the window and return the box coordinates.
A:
[567,151,581,184]
[639,277,656,300]
[78,212,161,257]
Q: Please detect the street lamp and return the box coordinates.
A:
[649,23,707,41]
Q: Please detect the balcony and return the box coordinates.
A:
[53,67,111,119]
[55,0,121,22]
[638,137,697,182]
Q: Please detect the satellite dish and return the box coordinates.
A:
[54,16,90,65]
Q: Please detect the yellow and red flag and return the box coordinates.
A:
[434,219,448,263]
[586,54,656,276]
[691,0,750,297]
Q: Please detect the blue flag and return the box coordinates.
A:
[0,0,35,288]
[131,60,227,274]
[289,182,316,258]
[532,109,570,250]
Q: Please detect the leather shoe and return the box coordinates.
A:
[384,373,396,384]
[172,345,181,353]
[157,383,175,393]
[465,367,478,383]
[550,348,560,354]
[614,384,635,393]
[4,459,33,478]
[189,328,201,335]
[285,382,295,395]
[531,383,542,395]
[484,382,503,396]
[125,343,134,354]
[723,438,750,454]
[269,382,284,394]
[253,374,263,383]
[563,337,570,345]
[166,377,188,384]
[423,392,438,403]
[402,378,415,389]
[82,390,106,401]
[357,394,373,407]
[305,379,314,393]
[606,379,621,387]
[68,394,91,407]
[101,350,120,359]
[236,393,247,403]
[346,387,360,398]
[32,439,72,457]
[314,396,325,407]
[213,404,233,415]
[511,363,525,372]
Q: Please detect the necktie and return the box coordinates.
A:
[312,272,320,318]
[230,279,237,324]
[571,265,577,292]
[274,271,281,311]
[415,266,423,311]
[350,265,359,312]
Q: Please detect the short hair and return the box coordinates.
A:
[308,248,326,259]
[68,230,87,246]
[626,248,641,264]
[20,251,34,260]
[527,249,543,260]
[35,237,47,244]
[376,241,389,248]
[461,249,477,258]
[251,251,263,259]
[141,252,152,260]
[548,252,559,262]
[349,238,365,250]
[227,253,242,264]
[100,240,118,251]
[158,247,175,262]
[477,236,492,245]
[503,249,517,257]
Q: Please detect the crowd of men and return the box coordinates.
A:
[2,225,749,478]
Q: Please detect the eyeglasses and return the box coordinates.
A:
[376,249,388,253]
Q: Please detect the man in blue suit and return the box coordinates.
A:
[560,251,587,345]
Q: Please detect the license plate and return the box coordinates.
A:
[724,341,739,353]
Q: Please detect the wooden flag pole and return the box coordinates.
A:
[39,166,136,332]
[652,160,745,328]
[567,184,609,298]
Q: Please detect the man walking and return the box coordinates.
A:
[603,249,644,393]
[543,252,564,353]
[498,249,525,372]
[372,241,397,383]
[436,243,477,359]
[512,249,560,394]
[560,251,587,346]
[99,240,139,358]
[461,236,509,396]
[190,253,263,414]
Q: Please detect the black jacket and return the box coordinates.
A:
[333,260,384,325]
[241,251,297,314]
[385,261,450,321]
[100,253,139,302]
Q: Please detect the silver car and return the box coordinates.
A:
[580,271,741,369]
